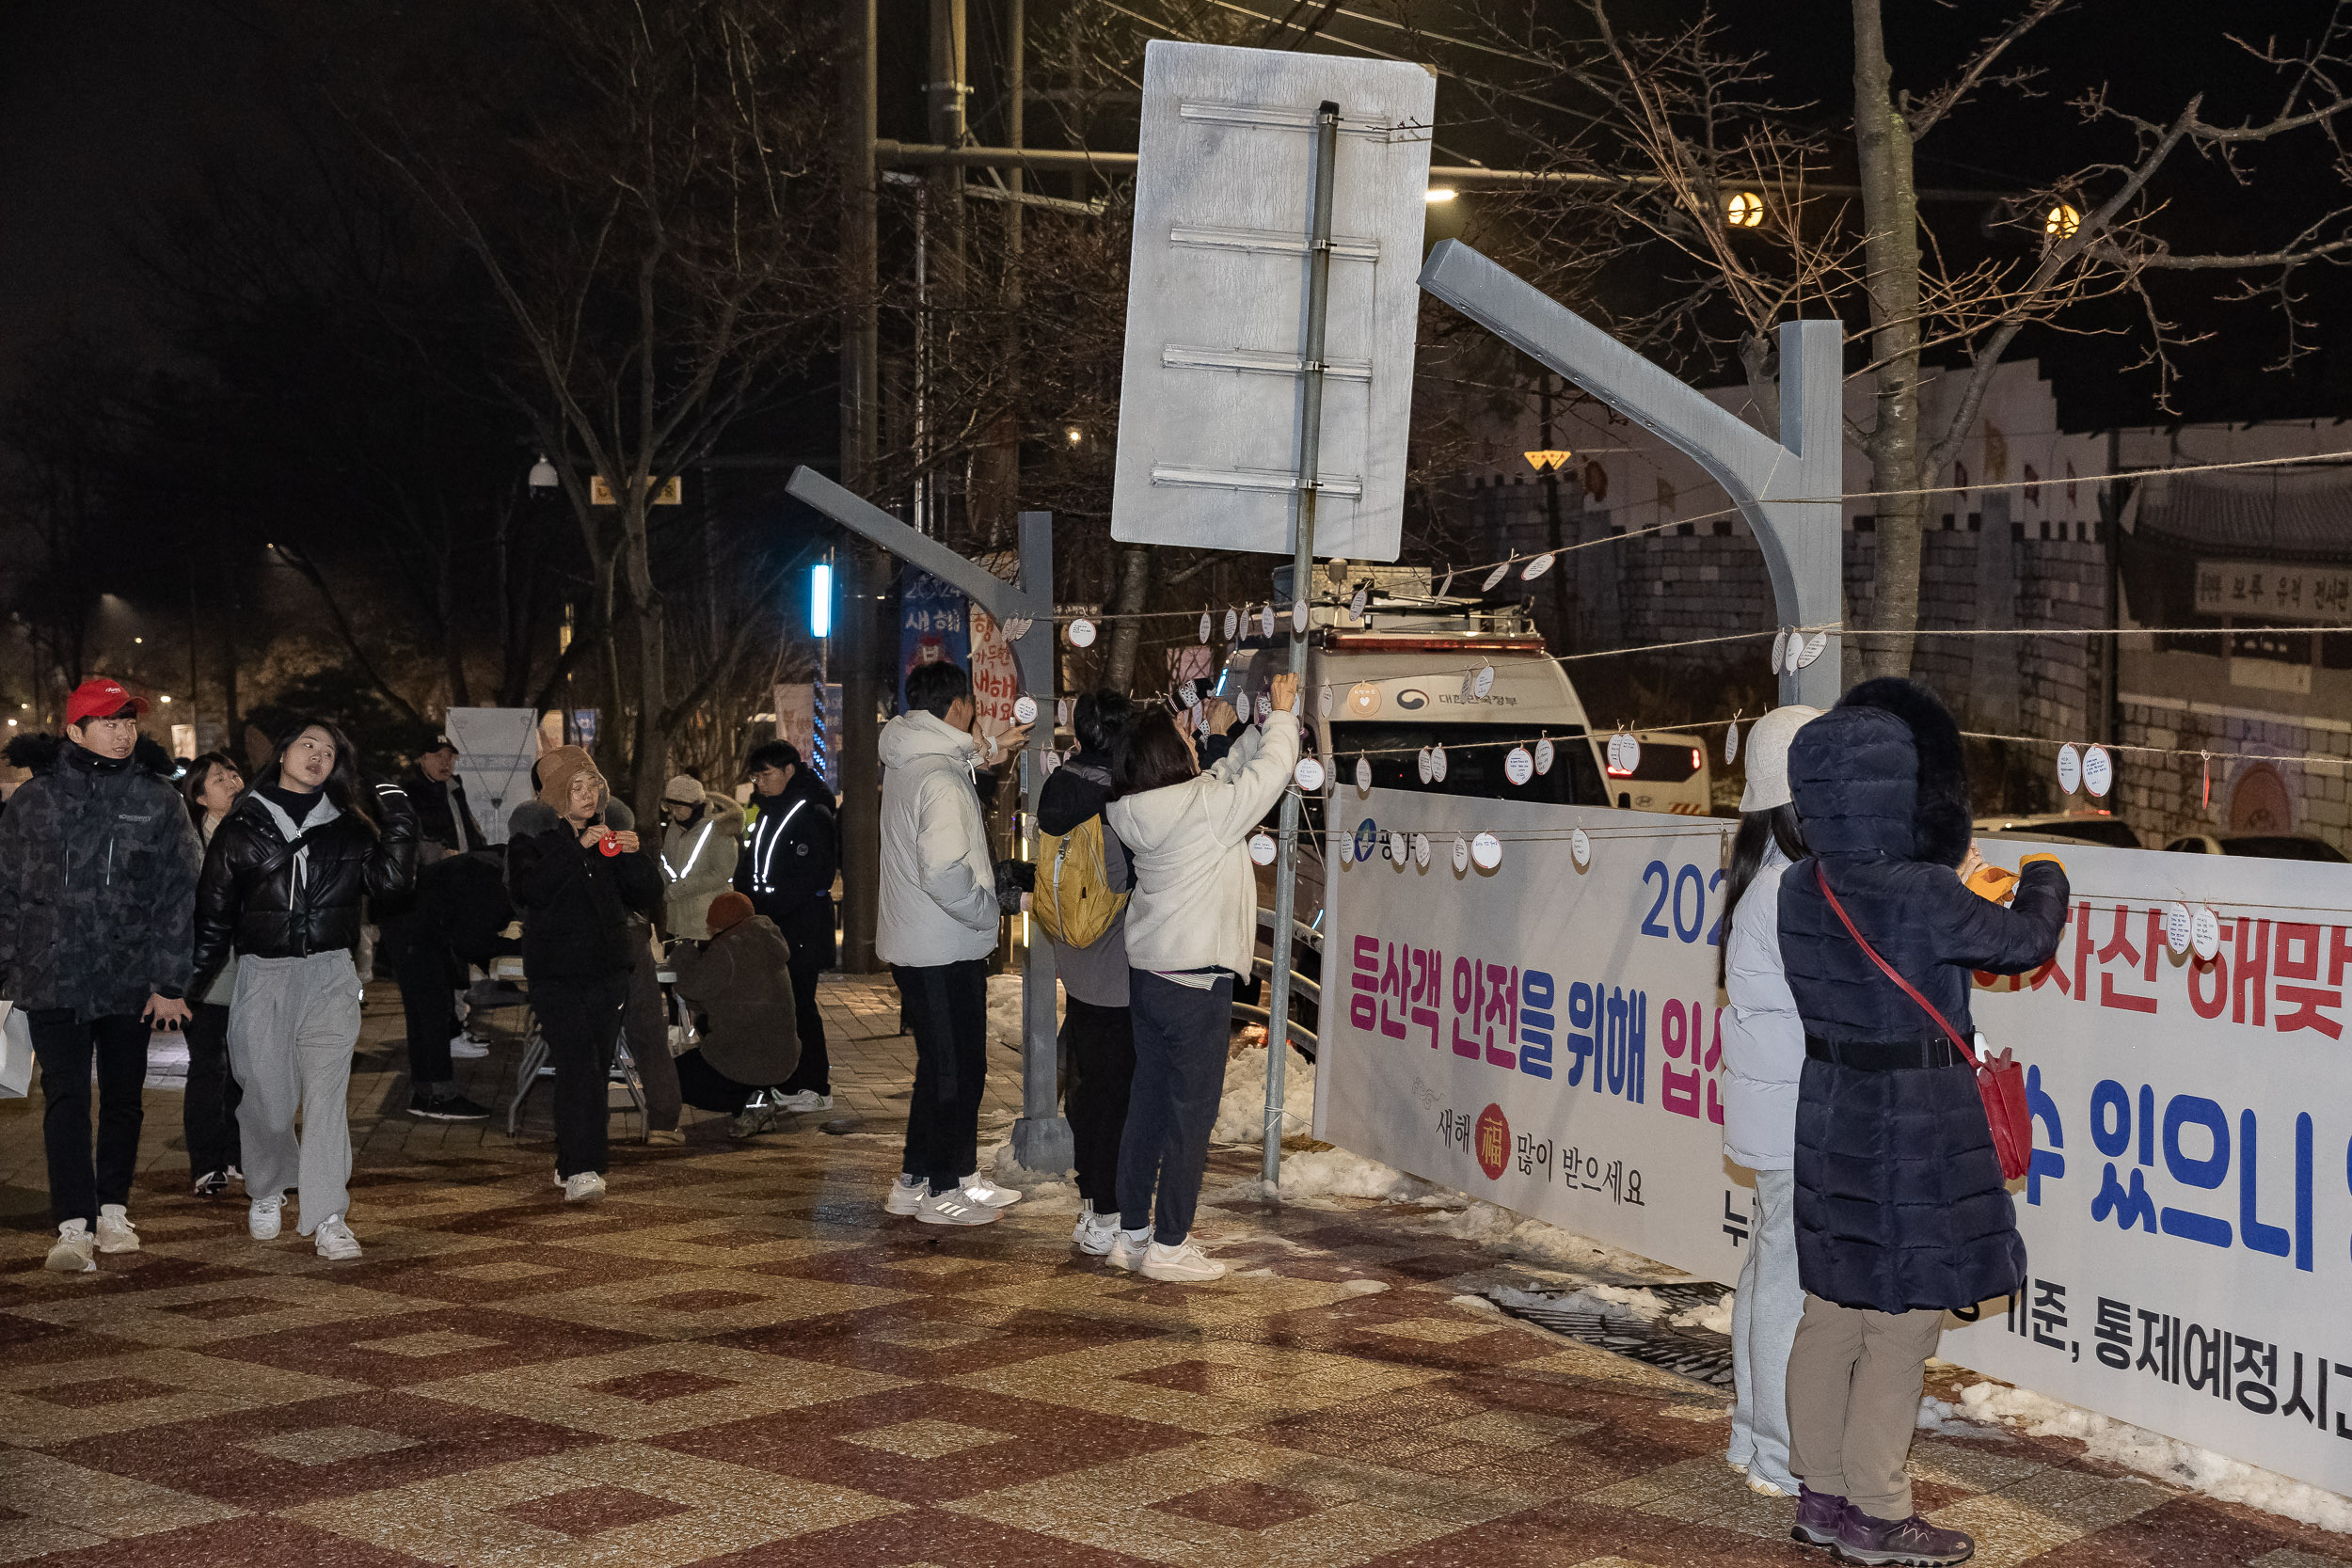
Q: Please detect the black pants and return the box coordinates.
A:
[182,1001,243,1180]
[779,926,831,1096]
[30,1011,150,1227]
[1063,996,1136,1213]
[382,910,458,1087]
[674,1048,758,1114]
[1119,970,1234,1243]
[894,959,989,1194]
[533,974,628,1179]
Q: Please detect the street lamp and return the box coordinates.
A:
[1424,186,1457,204]
[529,454,559,489]
[1725,191,1766,229]
[809,561,834,640]
[2044,202,2081,240]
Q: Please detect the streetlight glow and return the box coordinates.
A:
[529,454,559,489]
[809,561,834,640]
[2044,202,2081,240]
[1424,187,1457,204]
[1725,191,1765,228]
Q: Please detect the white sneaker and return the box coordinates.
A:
[959,1173,1022,1209]
[563,1171,607,1205]
[775,1090,833,1114]
[883,1174,927,1216]
[449,1032,489,1059]
[313,1214,363,1260]
[95,1204,140,1254]
[1106,1227,1151,1272]
[249,1196,284,1241]
[1141,1237,1227,1283]
[917,1188,1000,1227]
[1073,1207,1121,1257]
[1747,1475,1793,1498]
[45,1221,96,1275]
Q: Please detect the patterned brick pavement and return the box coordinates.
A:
[0,974,2346,1566]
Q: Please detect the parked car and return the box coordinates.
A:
[1974,812,2144,850]
[2162,832,2348,863]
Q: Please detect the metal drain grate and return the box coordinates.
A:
[1488,1283,1738,1388]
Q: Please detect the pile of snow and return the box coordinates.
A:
[1212,1039,1318,1145]
[1672,1291,1736,1334]
[1411,1199,1677,1277]
[1917,1382,2352,1533]
[1492,1283,1674,1323]
[986,973,1050,1052]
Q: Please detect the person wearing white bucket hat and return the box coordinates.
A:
[1717,703,1820,1499]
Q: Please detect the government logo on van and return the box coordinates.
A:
[1395,689,1428,710]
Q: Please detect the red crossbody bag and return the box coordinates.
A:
[1814,863,2034,1182]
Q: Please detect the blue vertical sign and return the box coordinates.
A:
[898,567,970,713]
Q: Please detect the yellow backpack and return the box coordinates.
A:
[1033,815,1127,950]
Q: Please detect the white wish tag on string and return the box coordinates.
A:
[1040,748,1061,779]
[1011,695,1039,725]
[2056,743,2083,796]
[1199,610,1212,644]
[1438,567,1455,596]
[1504,746,1534,786]
[1452,833,1470,872]
[1797,631,1828,669]
[1347,681,1380,717]
[1350,582,1368,620]
[1416,747,1434,784]
[1771,629,1789,673]
[1459,671,1475,701]
[1430,744,1449,783]
[1571,827,1592,869]
[1223,608,1239,641]
[2083,745,2113,798]
[1388,830,1407,864]
[1294,756,1325,792]
[2191,906,2221,960]
[1472,663,1495,698]
[1292,598,1309,634]
[1002,616,1032,641]
[1067,617,1096,648]
[1470,831,1502,871]
[1317,682,1333,719]
[1534,736,1555,775]
[1177,680,1198,708]
[1785,636,1808,674]
[1412,832,1431,869]
[1248,832,1277,866]
[1724,721,1740,765]
[1337,831,1354,865]
[1482,556,1513,592]
[1522,551,1556,581]
[1259,604,1276,638]
[1607,731,1641,773]
[2165,902,2194,956]
[1355,756,1372,792]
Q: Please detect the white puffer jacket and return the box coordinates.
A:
[1108,710,1300,978]
[1721,840,1804,1170]
[875,711,1000,966]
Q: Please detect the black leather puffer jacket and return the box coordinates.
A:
[191,784,419,994]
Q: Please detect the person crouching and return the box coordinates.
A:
[507,747,662,1203]
[669,891,802,1140]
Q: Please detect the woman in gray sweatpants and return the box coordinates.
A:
[191,719,418,1260]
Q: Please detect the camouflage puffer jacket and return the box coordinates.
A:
[0,744,202,1021]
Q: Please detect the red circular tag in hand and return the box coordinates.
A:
[598,832,622,857]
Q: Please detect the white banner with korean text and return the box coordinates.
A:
[1317,785,2352,1495]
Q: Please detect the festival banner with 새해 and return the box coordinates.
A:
[1318,784,2352,1494]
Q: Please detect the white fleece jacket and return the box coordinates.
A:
[875,711,1000,966]
[1108,710,1300,977]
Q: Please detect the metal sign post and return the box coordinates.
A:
[782,467,1072,1173]
[1259,102,1340,1186]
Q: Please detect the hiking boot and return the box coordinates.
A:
[1140,1237,1226,1283]
[409,1086,491,1121]
[249,1195,285,1242]
[95,1204,140,1254]
[44,1221,96,1275]
[313,1214,363,1261]
[916,1188,1000,1227]
[1833,1510,1974,1566]
[883,1174,927,1216]
[562,1171,608,1205]
[1792,1486,1850,1548]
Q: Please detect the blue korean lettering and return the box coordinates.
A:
[2237,1109,2314,1272]
[1521,970,1555,1080]
[1601,987,1646,1102]
[2160,1095,2233,1249]
[1565,982,1597,1087]
[2090,1079,2155,1232]
[2026,1064,2063,1207]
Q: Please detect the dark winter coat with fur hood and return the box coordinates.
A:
[1779,678,2070,1313]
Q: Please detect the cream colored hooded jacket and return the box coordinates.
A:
[1107,710,1300,978]
[875,711,1000,966]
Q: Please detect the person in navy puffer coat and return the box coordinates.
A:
[1775,677,2070,1566]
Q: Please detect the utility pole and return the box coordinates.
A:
[837,0,883,973]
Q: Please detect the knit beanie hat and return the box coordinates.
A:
[662,773,705,805]
[707,891,755,933]
[536,745,606,816]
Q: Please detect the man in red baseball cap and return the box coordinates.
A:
[0,676,200,1275]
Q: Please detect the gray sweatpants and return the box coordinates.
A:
[230,951,362,1235]
[1726,1168,1803,1493]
